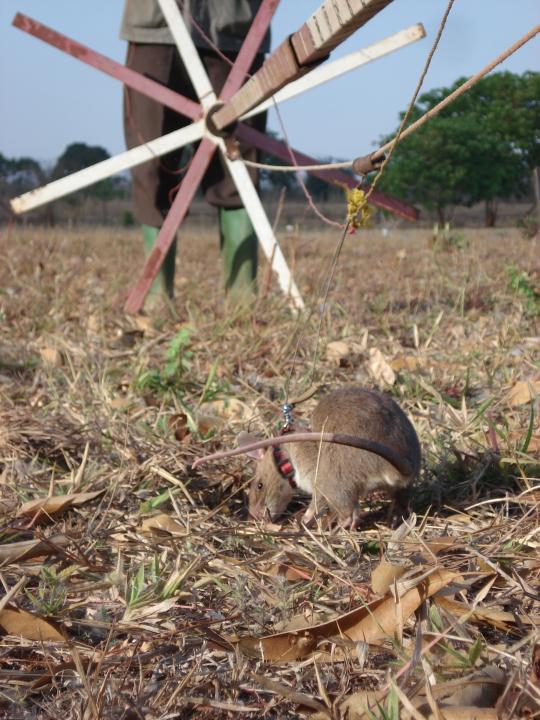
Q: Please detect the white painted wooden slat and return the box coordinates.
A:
[222,144,304,309]
[156,0,302,307]
[241,24,425,120]
[157,0,215,108]
[10,122,205,215]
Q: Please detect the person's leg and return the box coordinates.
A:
[123,43,184,305]
[201,51,267,301]
[219,207,257,302]
[141,224,176,299]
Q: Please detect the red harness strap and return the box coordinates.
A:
[273,423,296,488]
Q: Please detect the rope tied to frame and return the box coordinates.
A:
[283,0,457,407]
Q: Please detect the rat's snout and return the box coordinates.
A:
[248,503,273,522]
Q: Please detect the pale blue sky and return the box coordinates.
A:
[1,1,538,165]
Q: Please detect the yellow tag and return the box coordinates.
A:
[342,185,373,229]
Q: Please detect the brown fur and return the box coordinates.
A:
[248,386,421,527]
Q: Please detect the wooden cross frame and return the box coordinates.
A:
[10,0,423,314]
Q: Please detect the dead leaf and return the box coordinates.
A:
[122,596,179,622]
[371,560,407,595]
[337,689,388,720]
[408,709,497,719]
[266,562,314,582]
[391,355,420,372]
[252,674,329,714]
[436,596,540,629]
[237,569,458,661]
[30,660,84,690]
[0,606,65,641]
[425,536,458,554]
[109,396,132,410]
[87,313,101,333]
[18,490,105,519]
[140,513,187,537]
[0,535,70,564]
[168,412,190,442]
[441,666,506,708]
[133,315,156,333]
[506,380,540,407]
[368,348,396,386]
[406,536,459,560]
[202,398,252,423]
[496,645,540,718]
[196,413,226,435]
[40,345,63,368]
[326,341,351,367]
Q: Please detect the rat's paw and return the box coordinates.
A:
[301,506,316,525]
[339,507,361,530]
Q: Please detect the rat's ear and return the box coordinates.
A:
[237,431,265,460]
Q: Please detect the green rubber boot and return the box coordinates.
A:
[142,224,176,306]
[219,207,258,304]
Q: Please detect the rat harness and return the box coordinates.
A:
[273,403,296,487]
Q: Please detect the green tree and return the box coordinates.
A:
[52,142,119,203]
[2,143,129,224]
[379,71,540,226]
[0,153,55,224]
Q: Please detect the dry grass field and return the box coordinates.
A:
[0,221,539,719]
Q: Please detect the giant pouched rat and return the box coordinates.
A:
[246,386,420,527]
[193,386,421,528]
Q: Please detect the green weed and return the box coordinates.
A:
[507,265,539,316]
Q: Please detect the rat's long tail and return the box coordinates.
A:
[191,432,413,477]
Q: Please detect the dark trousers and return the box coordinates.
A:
[123,42,267,227]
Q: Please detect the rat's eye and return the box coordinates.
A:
[257,481,263,490]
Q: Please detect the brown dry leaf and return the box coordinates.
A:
[252,674,329,715]
[202,398,252,423]
[140,513,187,537]
[496,643,540,718]
[403,666,505,719]
[237,569,458,661]
[391,354,420,372]
[109,396,132,410]
[86,313,101,333]
[436,596,540,629]
[122,596,179,623]
[196,412,226,435]
[326,340,351,367]
[368,348,396,386]
[266,562,314,582]
[0,535,70,565]
[409,709,497,719]
[371,559,407,595]
[168,412,190,442]
[40,345,63,368]
[407,536,460,560]
[441,667,506,708]
[18,489,105,518]
[426,536,458,554]
[133,315,156,333]
[30,660,84,690]
[506,379,540,406]
[337,689,388,720]
[0,606,65,642]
